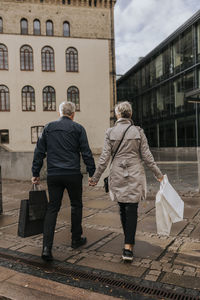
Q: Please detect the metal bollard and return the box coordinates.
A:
[0,166,2,214]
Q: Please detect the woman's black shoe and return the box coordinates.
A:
[71,237,87,249]
[122,249,133,262]
[41,246,53,261]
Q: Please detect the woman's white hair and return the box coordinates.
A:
[115,101,132,119]
[59,101,75,117]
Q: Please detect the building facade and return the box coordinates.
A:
[0,0,116,153]
[117,10,200,148]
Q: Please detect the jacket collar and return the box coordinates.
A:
[115,118,133,125]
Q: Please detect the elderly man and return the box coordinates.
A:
[32,101,95,261]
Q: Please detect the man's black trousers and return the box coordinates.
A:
[43,174,83,249]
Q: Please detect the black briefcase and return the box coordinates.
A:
[18,187,48,238]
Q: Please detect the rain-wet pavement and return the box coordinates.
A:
[0,161,200,299]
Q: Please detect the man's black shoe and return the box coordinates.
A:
[41,246,53,261]
[71,237,87,249]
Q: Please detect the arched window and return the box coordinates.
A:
[66,47,78,72]
[0,44,8,70]
[22,86,35,111]
[33,19,41,35]
[41,46,55,71]
[67,86,80,111]
[63,21,70,37]
[0,85,9,111]
[0,17,3,33]
[43,86,56,111]
[46,20,53,36]
[20,45,33,71]
[21,18,28,35]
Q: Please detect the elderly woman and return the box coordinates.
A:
[89,101,163,261]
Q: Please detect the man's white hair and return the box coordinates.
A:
[59,101,75,117]
[115,101,132,119]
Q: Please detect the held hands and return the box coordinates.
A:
[88,177,97,187]
[31,177,40,185]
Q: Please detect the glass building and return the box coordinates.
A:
[117,10,200,148]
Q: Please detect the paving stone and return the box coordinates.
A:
[83,199,114,210]
[103,253,113,257]
[141,263,150,268]
[0,266,16,282]
[53,226,108,249]
[173,269,184,275]
[103,256,111,261]
[161,273,200,290]
[184,272,196,277]
[174,253,200,269]
[78,257,147,277]
[141,259,152,264]
[148,270,161,276]
[84,212,121,228]
[145,275,158,282]
[183,266,196,272]
[173,264,183,270]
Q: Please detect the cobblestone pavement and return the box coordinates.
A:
[0,163,200,298]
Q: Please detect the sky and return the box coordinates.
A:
[114,0,200,75]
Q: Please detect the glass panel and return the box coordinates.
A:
[150,60,156,84]
[46,21,53,36]
[163,48,173,76]
[34,20,41,35]
[198,23,200,60]
[174,77,184,112]
[0,86,9,111]
[181,30,193,68]
[0,18,3,33]
[159,121,175,147]
[173,39,182,68]
[21,19,28,35]
[177,116,196,147]
[0,45,8,70]
[155,54,163,78]
[0,130,9,144]
[63,22,70,37]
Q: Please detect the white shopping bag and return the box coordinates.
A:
[155,175,184,236]
[156,191,172,236]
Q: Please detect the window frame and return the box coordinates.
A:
[0,17,3,33]
[43,86,56,111]
[66,47,78,72]
[31,126,44,144]
[20,45,34,71]
[46,20,54,36]
[22,85,35,111]
[0,43,8,70]
[0,85,10,112]
[20,18,28,35]
[0,129,9,144]
[63,21,70,37]
[41,46,55,72]
[33,19,41,35]
[67,86,80,111]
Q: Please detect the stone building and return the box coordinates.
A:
[0,0,117,154]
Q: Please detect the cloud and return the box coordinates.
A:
[115,0,200,74]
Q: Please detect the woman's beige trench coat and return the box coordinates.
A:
[92,118,163,203]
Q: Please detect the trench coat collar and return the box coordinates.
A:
[115,118,134,125]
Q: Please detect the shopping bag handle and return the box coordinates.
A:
[160,174,168,189]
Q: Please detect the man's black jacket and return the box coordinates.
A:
[32,116,96,177]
